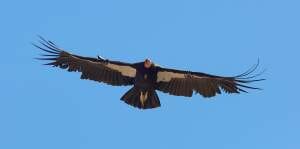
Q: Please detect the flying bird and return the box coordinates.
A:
[34,37,264,109]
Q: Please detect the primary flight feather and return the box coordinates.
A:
[34,37,264,109]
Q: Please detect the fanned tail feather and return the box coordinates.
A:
[121,87,161,109]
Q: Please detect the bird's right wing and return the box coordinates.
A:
[34,37,136,86]
[156,63,265,98]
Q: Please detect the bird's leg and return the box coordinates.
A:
[140,91,148,108]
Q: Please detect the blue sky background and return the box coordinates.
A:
[0,0,299,148]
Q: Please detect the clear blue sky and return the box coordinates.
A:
[0,0,299,149]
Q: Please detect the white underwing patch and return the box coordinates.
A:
[157,71,186,82]
[157,71,207,82]
[106,63,136,77]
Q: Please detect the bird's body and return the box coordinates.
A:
[121,62,160,108]
[34,37,264,109]
[133,62,158,90]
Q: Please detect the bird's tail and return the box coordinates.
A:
[121,87,161,109]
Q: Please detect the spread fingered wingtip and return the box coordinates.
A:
[32,43,60,54]
[33,36,63,66]
[232,59,266,92]
[36,35,62,52]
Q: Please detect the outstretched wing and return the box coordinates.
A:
[156,62,264,98]
[34,37,136,86]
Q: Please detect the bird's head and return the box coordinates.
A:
[144,58,153,69]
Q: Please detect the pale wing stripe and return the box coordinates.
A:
[157,71,185,82]
[106,63,136,78]
[157,71,208,82]
[191,74,209,79]
[70,55,136,78]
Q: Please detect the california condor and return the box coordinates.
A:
[34,37,265,109]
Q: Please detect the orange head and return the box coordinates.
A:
[144,59,152,69]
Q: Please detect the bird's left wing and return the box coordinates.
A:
[156,64,264,98]
[34,37,136,86]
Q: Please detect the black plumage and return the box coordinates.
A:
[34,37,265,109]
